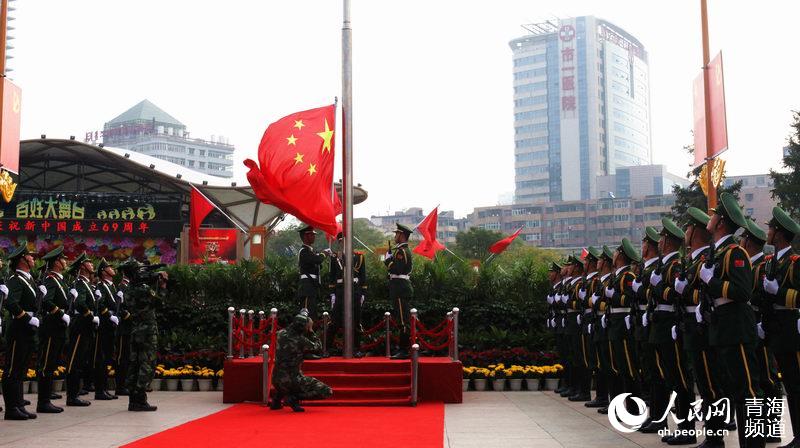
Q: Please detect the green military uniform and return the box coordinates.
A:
[114,277,133,396]
[271,314,333,411]
[588,246,615,412]
[65,253,97,405]
[577,248,603,403]
[93,259,118,400]
[327,243,367,355]
[761,207,800,446]
[296,226,328,318]
[36,246,70,413]
[1,246,39,420]
[385,224,414,357]
[563,255,585,399]
[701,193,764,448]
[121,259,163,411]
[554,267,574,396]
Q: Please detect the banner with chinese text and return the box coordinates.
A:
[188,228,238,264]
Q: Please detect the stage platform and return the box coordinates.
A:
[223,356,462,405]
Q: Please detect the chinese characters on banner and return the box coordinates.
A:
[188,228,238,264]
[560,24,577,117]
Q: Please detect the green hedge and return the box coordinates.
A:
[156,246,558,356]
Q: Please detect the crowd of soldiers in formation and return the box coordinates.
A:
[547,193,800,448]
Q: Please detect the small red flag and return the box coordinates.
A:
[244,105,339,236]
[190,186,216,250]
[488,227,523,255]
[580,248,588,260]
[413,207,445,260]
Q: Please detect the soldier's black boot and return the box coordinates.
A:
[66,375,91,406]
[285,396,305,413]
[36,378,64,414]
[128,393,157,412]
[390,350,408,360]
[115,387,130,397]
[269,392,284,411]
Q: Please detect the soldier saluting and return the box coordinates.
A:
[385,223,413,359]
[296,225,331,320]
[2,246,40,421]
[36,246,71,414]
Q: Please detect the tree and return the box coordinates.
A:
[669,143,741,220]
[454,227,520,260]
[266,218,387,257]
[770,111,800,218]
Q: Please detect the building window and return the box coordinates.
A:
[188,160,195,167]
[524,233,541,242]
[199,162,206,168]
[200,150,206,157]
[188,148,195,155]
[746,208,754,216]
[756,177,765,186]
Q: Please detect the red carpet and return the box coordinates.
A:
[122,402,445,448]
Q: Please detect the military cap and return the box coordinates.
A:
[336,232,344,240]
[566,254,581,265]
[95,258,111,277]
[394,223,413,235]
[768,206,800,236]
[67,252,89,274]
[548,261,562,272]
[660,217,686,241]
[744,218,767,243]
[711,192,747,230]
[601,245,614,260]
[618,238,641,263]
[5,244,29,262]
[586,246,602,260]
[298,225,316,235]
[42,245,65,262]
[643,226,660,244]
[685,207,710,227]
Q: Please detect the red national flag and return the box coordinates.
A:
[190,186,216,250]
[244,105,339,236]
[580,248,589,260]
[693,52,728,167]
[413,207,445,260]
[488,227,523,255]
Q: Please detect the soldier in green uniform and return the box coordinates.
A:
[296,226,330,320]
[114,270,133,397]
[743,218,783,445]
[699,192,765,448]
[326,232,367,357]
[93,259,119,400]
[64,253,97,407]
[556,258,577,396]
[604,238,642,408]
[761,207,800,448]
[270,313,333,412]
[385,223,413,359]
[35,246,71,414]
[2,246,40,420]
[545,262,564,392]
[565,255,589,401]
[645,218,696,444]
[591,246,615,414]
[631,226,662,431]
[120,258,167,412]
[552,262,570,394]
[575,247,603,403]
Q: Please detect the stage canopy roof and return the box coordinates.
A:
[17,138,367,231]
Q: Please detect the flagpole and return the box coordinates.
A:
[341,0,355,358]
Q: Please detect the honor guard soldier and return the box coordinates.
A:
[762,207,800,448]
[553,262,571,394]
[2,246,40,420]
[604,239,642,407]
[590,246,615,413]
[575,247,603,403]
[699,192,765,448]
[545,262,563,391]
[296,225,330,319]
[564,255,588,400]
[385,223,413,359]
[94,259,120,400]
[114,268,133,397]
[36,246,71,414]
[326,232,367,357]
[64,253,98,407]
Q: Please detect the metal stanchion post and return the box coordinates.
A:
[227,307,235,360]
[452,307,460,361]
[258,310,265,349]
[410,308,418,348]
[384,311,391,358]
[247,310,255,357]
[411,344,419,406]
[261,344,270,405]
[446,311,453,359]
[238,309,246,359]
[322,311,329,357]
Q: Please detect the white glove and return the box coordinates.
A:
[322,248,333,256]
[699,264,714,284]
[588,323,593,334]
[605,287,614,298]
[601,314,607,328]
[38,285,48,296]
[549,318,555,328]
[671,325,677,341]
[92,316,100,326]
[546,319,551,328]
[385,251,393,260]
[62,314,71,326]
[694,305,703,323]
[756,322,765,340]
[642,312,649,327]
[675,277,688,294]
[624,315,631,330]
[94,289,102,299]
[330,294,336,308]
[578,288,587,300]
[117,291,124,299]
[360,294,365,306]
[70,288,78,299]
[590,293,599,304]
[650,271,662,287]
[110,316,119,325]
[0,284,8,296]
[632,280,642,293]
[577,314,582,325]
[763,278,779,295]
[28,316,40,328]
[561,318,565,327]
[797,318,800,335]
[547,295,554,305]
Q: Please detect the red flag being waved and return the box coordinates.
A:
[488,227,523,255]
[413,207,445,260]
[244,105,339,236]
[190,186,216,250]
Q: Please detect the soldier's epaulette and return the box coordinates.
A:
[765,254,774,261]
[791,255,800,263]
[728,244,738,250]
[355,251,364,255]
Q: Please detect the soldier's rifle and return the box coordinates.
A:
[700,235,716,324]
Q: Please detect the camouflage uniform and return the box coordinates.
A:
[123,282,161,407]
[272,317,332,402]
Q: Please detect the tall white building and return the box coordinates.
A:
[510,16,652,204]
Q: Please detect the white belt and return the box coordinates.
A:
[300,274,318,279]
[773,305,795,311]
[583,309,593,315]
[609,309,629,314]
[390,274,410,280]
[684,305,698,313]
[596,310,606,315]
[637,305,648,311]
[714,298,733,307]
[655,304,675,312]
[336,278,360,284]
[26,311,34,317]
[567,310,579,314]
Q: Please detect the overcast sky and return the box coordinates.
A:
[12,1,799,220]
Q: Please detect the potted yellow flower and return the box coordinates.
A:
[107,365,116,391]
[524,366,541,391]
[26,369,36,394]
[179,365,196,391]
[506,365,525,391]
[53,366,66,393]
[543,365,561,391]
[152,364,165,391]
[215,369,224,391]
[164,368,180,391]
[471,368,489,391]
[197,367,215,392]
[462,367,473,392]
[489,364,507,391]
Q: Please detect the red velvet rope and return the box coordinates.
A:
[411,317,453,351]
[231,315,281,351]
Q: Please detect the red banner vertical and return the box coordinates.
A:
[0,78,21,174]
[693,51,728,167]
